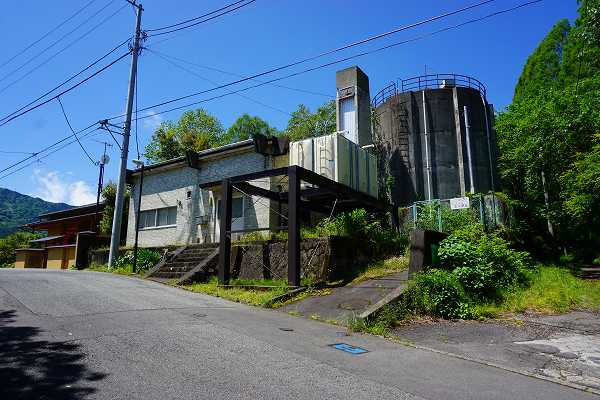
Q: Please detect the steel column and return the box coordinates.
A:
[218,179,232,285]
[287,166,301,287]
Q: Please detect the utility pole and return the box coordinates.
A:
[93,141,111,231]
[108,1,143,267]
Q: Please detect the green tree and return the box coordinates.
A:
[285,101,336,141]
[0,231,40,267]
[513,19,570,101]
[99,182,129,240]
[221,113,279,144]
[145,108,224,163]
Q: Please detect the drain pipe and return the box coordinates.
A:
[422,91,432,201]
[481,94,495,192]
[463,106,475,194]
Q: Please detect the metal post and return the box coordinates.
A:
[437,201,442,232]
[422,91,432,200]
[288,166,301,287]
[540,167,554,237]
[218,179,232,284]
[132,163,144,273]
[108,2,143,267]
[93,161,104,231]
[463,106,475,194]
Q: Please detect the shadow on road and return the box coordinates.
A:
[0,310,107,399]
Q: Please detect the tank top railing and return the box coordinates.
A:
[372,74,486,108]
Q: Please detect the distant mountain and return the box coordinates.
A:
[0,187,72,237]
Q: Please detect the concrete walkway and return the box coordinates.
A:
[279,270,409,322]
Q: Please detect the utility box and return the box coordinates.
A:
[289,133,378,198]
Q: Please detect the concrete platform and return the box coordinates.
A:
[279,270,409,322]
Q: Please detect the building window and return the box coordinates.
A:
[140,206,177,229]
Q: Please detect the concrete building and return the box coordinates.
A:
[126,140,285,247]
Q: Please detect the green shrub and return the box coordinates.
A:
[437,234,533,300]
[114,248,161,272]
[410,269,476,319]
[313,208,406,254]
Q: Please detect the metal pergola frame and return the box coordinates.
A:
[200,165,390,287]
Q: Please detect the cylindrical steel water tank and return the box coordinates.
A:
[373,74,499,205]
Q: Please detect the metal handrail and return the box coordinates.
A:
[372,74,487,108]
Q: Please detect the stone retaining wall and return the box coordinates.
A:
[231,236,376,282]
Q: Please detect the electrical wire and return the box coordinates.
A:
[0,0,541,180]
[56,96,98,165]
[114,0,542,125]
[0,122,98,175]
[0,128,101,181]
[147,49,333,98]
[119,0,498,118]
[0,150,36,155]
[0,37,131,124]
[0,50,131,128]
[145,0,248,32]
[0,0,99,70]
[146,0,257,37]
[0,1,128,95]
[0,0,116,86]
[147,49,291,116]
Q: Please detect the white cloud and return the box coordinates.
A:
[32,170,96,206]
[142,109,163,132]
[69,181,96,206]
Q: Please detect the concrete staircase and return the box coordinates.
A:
[145,243,219,284]
[578,265,600,279]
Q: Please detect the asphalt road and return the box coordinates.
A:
[0,269,596,400]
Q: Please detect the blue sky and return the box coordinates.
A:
[0,0,578,205]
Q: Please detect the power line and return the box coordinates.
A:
[1,0,541,179]
[0,50,131,128]
[146,0,257,37]
[0,0,117,86]
[146,0,248,32]
[0,128,100,181]
[0,37,131,124]
[147,49,291,116]
[148,49,333,98]
[117,0,543,125]
[0,1,128,96]
[56,96,98,165]
[0,0,99,70]
[119,0,497,118]
[0,122,98,175]
[0,150,36,155]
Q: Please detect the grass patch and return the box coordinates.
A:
[82,264,139,276]
[180,277,288,307]
[351,257,408,284]
[479,266,600,315]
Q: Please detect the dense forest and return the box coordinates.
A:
[495,0,599,261]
